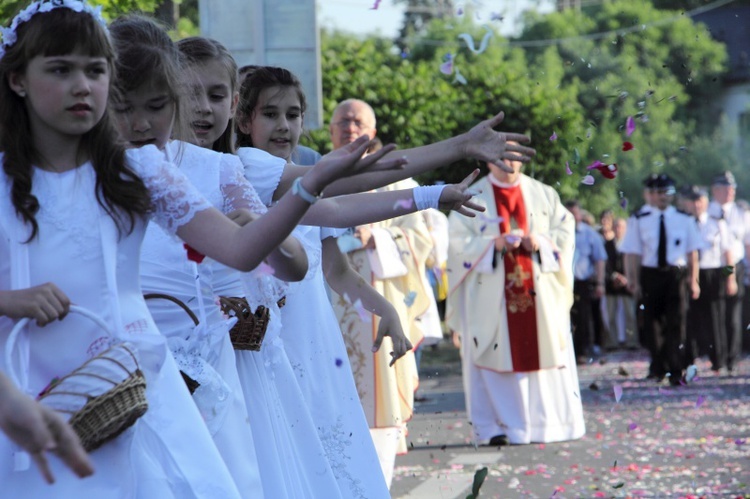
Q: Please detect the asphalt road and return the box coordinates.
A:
[391,344,750,498]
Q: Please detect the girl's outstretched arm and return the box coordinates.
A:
[177,136,404,271]
[270,111,534,200]
[321,238,412,366]
[300,169,485,228]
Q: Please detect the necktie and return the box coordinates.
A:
[658,214,667,268]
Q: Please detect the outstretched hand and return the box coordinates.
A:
[309,136,407,191]
[372,309,412,367]
[462,111,536,173]
[0,375,93,483]
[438,169,486,217]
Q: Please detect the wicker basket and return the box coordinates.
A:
[219,296,286,351]
[5,306,148,452]
[143,293,201,394]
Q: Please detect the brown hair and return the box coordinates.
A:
[234,66,306,150]
[110,14,193,145]
[177,36,238,153]
[0,6,150,241]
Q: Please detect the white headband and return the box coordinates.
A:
[0,0,108,61]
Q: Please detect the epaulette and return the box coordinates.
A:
[633,207,652,219]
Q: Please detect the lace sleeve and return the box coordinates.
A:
[126,146,212,234]
[236,147,287,207]
[219,154,268,216]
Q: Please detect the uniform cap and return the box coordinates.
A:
[711,171,737,187]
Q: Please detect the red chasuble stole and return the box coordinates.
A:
[491,182,540,371]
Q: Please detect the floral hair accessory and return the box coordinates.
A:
[0,0,108,61]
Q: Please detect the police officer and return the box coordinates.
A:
[621,174,702,385]
[707,171,750,373]
[683,186,736,371]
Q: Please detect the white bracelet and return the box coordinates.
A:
[292,177,319,204]
[412,185,446,211]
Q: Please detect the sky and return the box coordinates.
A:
[317,0,555,39]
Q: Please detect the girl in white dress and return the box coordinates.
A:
[177,42,487,496]
[0,3,392,497]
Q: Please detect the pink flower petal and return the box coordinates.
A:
[695,395,706,408]
[440,60,453,75]
[565,161,572,175]
[626,116,636,137]
[586,160,605,171]
[581,175,595,186]
[549,131,558,141]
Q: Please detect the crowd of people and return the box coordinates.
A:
[564,172,749,386]
[0,1,747,497]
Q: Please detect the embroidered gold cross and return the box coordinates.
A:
[507,264,530,288]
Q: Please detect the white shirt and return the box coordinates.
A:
[696,212,731,269]
[620,205,702,267]
[707,201,749,264]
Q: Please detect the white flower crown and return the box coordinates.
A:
[0,0,108,61]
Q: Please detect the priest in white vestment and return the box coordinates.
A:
[446,153,585,445]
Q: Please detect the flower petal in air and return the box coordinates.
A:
[622,141,634,151]
[549,131,558,142]
[613,384,623,403]
[581,175,595,186]
[626,116,636,137]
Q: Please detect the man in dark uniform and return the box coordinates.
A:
[621,174,701,385]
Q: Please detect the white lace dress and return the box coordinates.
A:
[139,141,263,497]
[238,147,390,498]
[0,146,241,498]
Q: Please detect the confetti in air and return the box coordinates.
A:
[480,214,504,224]
[454,67,467,85]
[458,25,493,55]
[440,54,454,75]
[613,384,623,403]
[626,116,636,137]
[369,0,381,9]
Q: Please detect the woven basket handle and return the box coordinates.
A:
[4,305,112,388]
[143,293,199,326]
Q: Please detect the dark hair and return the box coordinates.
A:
[177,36,238,153]
[0,6,150,241]
[234,66,306,150]
[110,14,192,143]
[564,200,579,210]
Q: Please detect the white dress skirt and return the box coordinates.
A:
[0,147,241,498]
[279,226,391,498]
[213,261,343,498]
[139,142,264,497]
